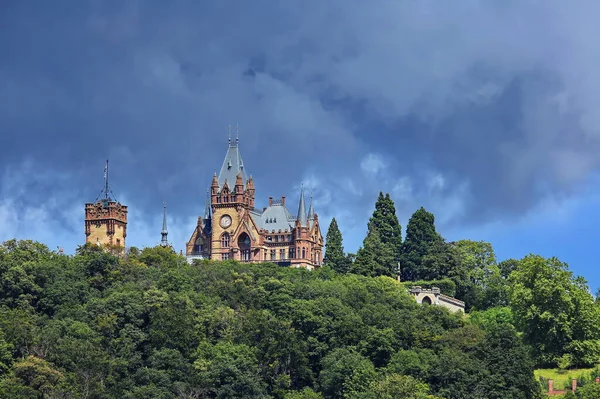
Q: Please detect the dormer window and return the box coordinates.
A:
[227,160,232,169]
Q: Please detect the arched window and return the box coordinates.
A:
[194,237,204,254]
[221,233,230,248]
[302,248,306,259]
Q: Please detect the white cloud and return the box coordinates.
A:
[360,153,386,176]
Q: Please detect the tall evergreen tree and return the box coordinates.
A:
[352,192,402,277]
[400,207,440,281]
[324,218,348,273]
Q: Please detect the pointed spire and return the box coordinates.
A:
[160,201,169,247]
[217,134,247,189]
[211,171,219,188]
[204,190,211,220]
[297,184,307,227]
[308,195,315,220]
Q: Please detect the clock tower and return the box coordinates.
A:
[208,135,256,260]
[185,133,324,268]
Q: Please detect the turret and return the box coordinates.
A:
[210,171,219,203]
[235,172,244,202]
[246,174,255,207]
[307,196,315,221]
[296,185,307,227]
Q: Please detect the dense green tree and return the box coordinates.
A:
[450,240,507,310]
[324,218,347,273]
[319,348,376,399]
[400,207,440,281]
[509,255,600,367]
[475,324,542,399]
[357,374,434,399]
[573,382,600,398]
[353,193,402,277]
[498,258,520,279]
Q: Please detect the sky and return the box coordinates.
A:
[1,0,600,291]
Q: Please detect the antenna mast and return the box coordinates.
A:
[104,159,109,200]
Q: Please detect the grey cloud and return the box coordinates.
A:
[2,0,600,251]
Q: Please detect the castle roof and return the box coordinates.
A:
[217,138,247,190]
[250,200,296,232]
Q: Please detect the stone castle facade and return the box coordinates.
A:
[185,138,324,269]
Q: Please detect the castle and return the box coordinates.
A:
[185,137,324,269]
[84,138,324,269]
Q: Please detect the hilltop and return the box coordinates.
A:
[0,240,544,399]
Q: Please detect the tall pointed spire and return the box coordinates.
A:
[297,184,307,226]
[307,195,315,220]
[204,189,211,220]
[160,201,169,247]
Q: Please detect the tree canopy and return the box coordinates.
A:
[0,238,544,398]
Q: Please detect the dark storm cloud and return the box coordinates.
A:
[2,0,600,245]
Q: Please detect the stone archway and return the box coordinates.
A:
[422,296,433,305]
[238,232,251,262]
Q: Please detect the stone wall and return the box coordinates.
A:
[409,286,465,313]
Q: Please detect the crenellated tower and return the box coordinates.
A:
[84,160,128,249]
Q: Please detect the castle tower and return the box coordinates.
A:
[84,160,128,249]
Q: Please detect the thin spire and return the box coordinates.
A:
[204,189,211,220]
[160,201,169,247]
[297,184,307,226]
[308,194,315,220]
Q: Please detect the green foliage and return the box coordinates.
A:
[467,307,514,332]
[324,218,348,274]
[400,207,440,281]
[509,255,600,367]
[0,239,546,398]
[353,193,402,277]
[574,382,600,398]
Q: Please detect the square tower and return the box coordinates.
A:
[85,160,127,250]
[85,199,128,248]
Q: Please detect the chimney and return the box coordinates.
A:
[572,379,577,393]
[269,197,273,206]
[281,196,286,206]
[548,380,554,394]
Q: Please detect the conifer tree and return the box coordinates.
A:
[400,207,440,281]
[352,192,402,277]
[324,218,348,273]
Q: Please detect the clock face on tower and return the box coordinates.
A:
[220,215,232,229]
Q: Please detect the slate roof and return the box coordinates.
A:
[218,140,247,189]
[250,202,296,232]
[296,187,307,226]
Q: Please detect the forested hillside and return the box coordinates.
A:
[2,193,600,398]
[0,239,540,399]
